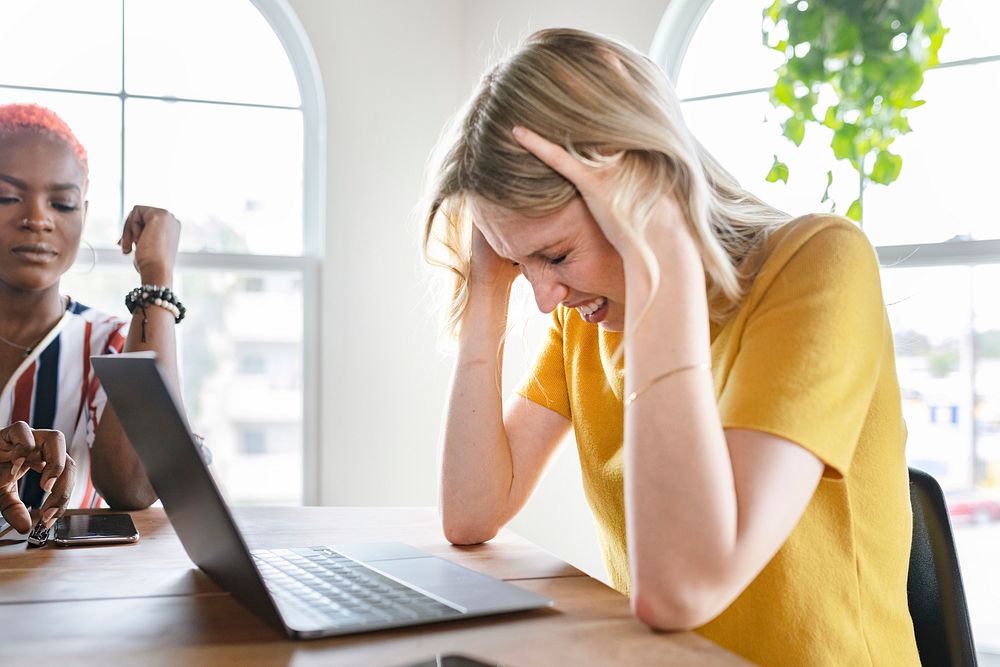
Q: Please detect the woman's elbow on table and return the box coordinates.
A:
[93,474,158,511]
[441,514,500,546]
[630,579,730,632]
[100,487,157,512]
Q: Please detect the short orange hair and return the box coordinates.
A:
[0,103,89,174]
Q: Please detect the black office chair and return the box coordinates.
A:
[907,467,978,666]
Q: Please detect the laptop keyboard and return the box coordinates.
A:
[252,546,463,629]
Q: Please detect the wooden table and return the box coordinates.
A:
[0,507,748,666]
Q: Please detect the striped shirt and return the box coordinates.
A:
[1,298,127,509]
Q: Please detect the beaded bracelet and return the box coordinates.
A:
[125,284,186,342]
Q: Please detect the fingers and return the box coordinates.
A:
[0,425,75,529]
[118,206,181,282]
[38,454,75,528]
[468,222,522,288]
[511,126,644,255]
[34,430,67,495]
[0,483,32,534]
[24,429,73,527]
[119,205,148,255]
[0,421,35,484]
[512,126,592,187]
[120,205,173,252]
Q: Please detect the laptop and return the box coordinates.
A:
[92,352,552,639]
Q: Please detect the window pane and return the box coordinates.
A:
[964,270,1000,653]
[937,0,1000,63]
[124,0,300,107]
[59,262,133,316]
[675,0,780,99]
[674,0,1000,246]
[887,266,977,489]
[679,66,1000,245]
[882,264,1000,650]
[864,61,1000,246]
[0,0,121,93]
[974,267,1000,494]
[198,270,303,505]
[681,93,859,217]
[124,99,304,255]
[0,89,122,249]
[61,265,305,506]
[675,0,1000,97]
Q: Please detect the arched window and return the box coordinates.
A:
[0,0,324,505]
[653,0,999,655]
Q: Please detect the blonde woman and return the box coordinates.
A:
[422,29,918,665]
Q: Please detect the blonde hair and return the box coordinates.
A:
[422,28,789,338]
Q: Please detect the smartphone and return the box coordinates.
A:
[52,513,140,546]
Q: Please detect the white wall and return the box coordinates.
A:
[287,0,464,509]
[287,0,671,581]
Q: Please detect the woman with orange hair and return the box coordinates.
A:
[423,29,919,665]
[0,103,184,533]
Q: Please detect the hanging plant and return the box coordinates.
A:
[762,0,947,223]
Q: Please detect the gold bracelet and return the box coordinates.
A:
[623,363,711,409]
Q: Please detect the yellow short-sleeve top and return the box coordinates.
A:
[516,215,919,666]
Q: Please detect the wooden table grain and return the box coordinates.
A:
[0,507,749,666]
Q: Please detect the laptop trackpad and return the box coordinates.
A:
[367,556,539,612]
[333,542,430,561]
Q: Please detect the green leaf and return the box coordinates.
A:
[799,91,819,121]
[821,170,834,203]
[846,198,863,222]
[766,155,789,184]
[786,4,823,44]
[795,48,827,83]
[831,123,859,162]
[773,78,797,108]
[782,115,806,146]
[891,114,912,133]
[927,26,948,67]
[823,105,843,130]
[870,150,903,185]
[765,0,783,23]
[827,13,860,53]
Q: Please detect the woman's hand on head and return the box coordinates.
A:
[0,422,76,532]
[470,223,522,294]
[510,126,685,263]
[119,206,181,286]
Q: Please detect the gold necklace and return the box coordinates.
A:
[0,295,69,359]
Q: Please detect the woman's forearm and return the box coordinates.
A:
[439,281,516,544]
[91,279,180,509]
[623,223,738,625]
